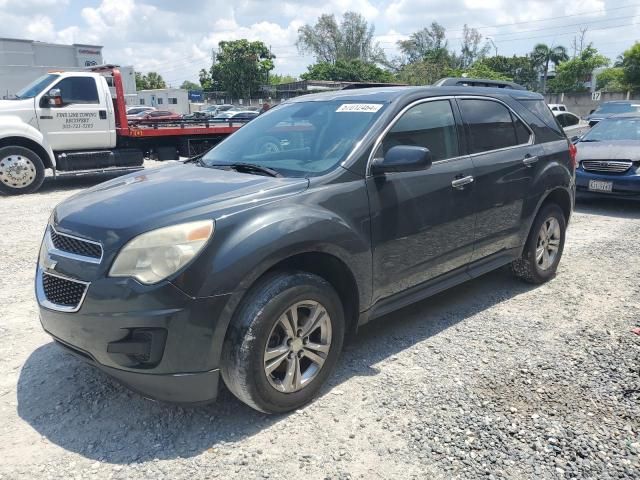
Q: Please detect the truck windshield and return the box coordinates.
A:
[201,100,386,177]
[14,74,60,99]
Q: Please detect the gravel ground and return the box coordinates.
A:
[0,166,638,480]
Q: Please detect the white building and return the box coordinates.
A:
[0,37,105,98]
[136,88,190,114]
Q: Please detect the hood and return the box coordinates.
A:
[576,140,640,161]
[0,98,36,124]
[54,163,308,240]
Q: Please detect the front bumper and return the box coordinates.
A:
[576,168,640,197]
[37,266,232,404]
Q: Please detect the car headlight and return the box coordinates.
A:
[109,220,214,284]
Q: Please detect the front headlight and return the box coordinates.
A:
[109,220,214,284]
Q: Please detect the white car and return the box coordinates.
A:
[553,111,590,139]
[548,103,567,112]
[126,106,156,117]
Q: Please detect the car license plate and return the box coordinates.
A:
[588,180,613,192]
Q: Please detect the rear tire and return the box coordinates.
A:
[221,271,345,414]
[511,203,566,284]
[0,146,46,195]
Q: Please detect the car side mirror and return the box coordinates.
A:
[570,135,581,144]
[589,109,595,115]
[371,145,432,175]
[45,88,63,107]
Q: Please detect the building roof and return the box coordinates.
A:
[0,37,102,49]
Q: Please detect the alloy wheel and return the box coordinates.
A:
[536,216,561,270]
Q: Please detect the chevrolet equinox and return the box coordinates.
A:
[36,87,575,413]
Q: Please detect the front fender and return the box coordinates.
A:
[174,203,372,305]
[0,116,56,168]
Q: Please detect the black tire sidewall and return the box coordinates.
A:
[0,146,46,195]
[526,204,566,282]
[222,272,345,413]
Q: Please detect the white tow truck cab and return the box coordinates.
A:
[0,65,245,195]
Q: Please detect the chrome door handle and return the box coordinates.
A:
[451,175,474,189]
[523,155,539,167]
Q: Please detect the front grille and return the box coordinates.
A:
[582,160,632,173]
[42,272,87,308]
[50,227,102,260]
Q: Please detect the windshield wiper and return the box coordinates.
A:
[580,139,600,142]
[207,162,282,177]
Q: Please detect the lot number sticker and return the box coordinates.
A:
[336,103,383,113]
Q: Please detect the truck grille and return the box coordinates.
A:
[50,227,102,260]
[41,272,88,309]
[582,160,632,174]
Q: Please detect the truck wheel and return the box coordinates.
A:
[0,146,46,195]
[221,271,345,414]
[511,203,566,284]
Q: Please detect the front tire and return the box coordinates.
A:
[0,146,46,195]
[511,203,567,284]
[221,271,345,414]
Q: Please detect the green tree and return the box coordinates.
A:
[297,12,384,64]
[620,42,640,91]
[547,45,609,93]
[134,71,166,90]
[268,74,298,85]
[459,25,490,69]
[396,60,449,85]
[397,22,449,65]
[478,55,538,89]
[301,60,393,83]
[446,63,510,81]
[205,39,275,98]
[531,43,569,93]
[180,80,200,90]
[595,67,626,92]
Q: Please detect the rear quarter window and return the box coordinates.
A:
[516,99,564,139]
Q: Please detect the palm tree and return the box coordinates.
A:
[531,44,569,93]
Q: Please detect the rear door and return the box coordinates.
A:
[37,75,112,151]
[367,98,476,302]
[456,97,540,262]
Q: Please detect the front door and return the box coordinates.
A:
[37,76,112,151]
[367,98,476,302]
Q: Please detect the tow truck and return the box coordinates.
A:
[0,65,246,195]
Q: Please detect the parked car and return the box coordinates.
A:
[575,113,640,198]
[126,106,156,117]
[215,110,259,121]
[553,110,589,138]
[36,86,574,413]
[548,103,567,112]
[586,101,640,127]
[129,110,182,123]
[434,77,527,90]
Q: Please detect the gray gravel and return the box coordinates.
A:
[0,169,639,479]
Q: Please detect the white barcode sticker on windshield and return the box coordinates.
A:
[336,103,383,113]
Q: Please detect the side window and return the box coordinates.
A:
[513,115,532,144]
[459,99,527,153]
[381,100,459,161]
[565,114,579,126]
[556,114,567,127]
[53,77,99,104]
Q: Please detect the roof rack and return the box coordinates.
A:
[433,77,527,90]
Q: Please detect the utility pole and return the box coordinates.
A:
[486,37,498,57]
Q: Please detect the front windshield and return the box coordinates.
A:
[14,74,59,99]
[582,118,640,142]
[593,103,640,115]
[202,100,386,177]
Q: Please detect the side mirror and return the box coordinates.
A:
[45,88,62,107]
[589,109,595,115]
[570,135,581,144]
[371,145,432,175]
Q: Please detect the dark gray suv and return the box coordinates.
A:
[36,86,575,413]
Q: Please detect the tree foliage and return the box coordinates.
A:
[180,80,200,91]
[446,63,510,81]
[595,67,626,92]
[397,22,449,65]
[135,71,166,90]
[296,12,384,64]
[547,45,609,93]
[620,42,640,91]
[269,74,298,85]
[530,44,569,93]
[478,55,539,89]
[459,25,490,69]
[202,39,275,97]
[301,60,393,83]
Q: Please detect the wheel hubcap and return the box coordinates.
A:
[264,300,332,393]
[0,155,36,188]
[536,217,561,270]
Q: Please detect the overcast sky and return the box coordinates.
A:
[1,0,639,86]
